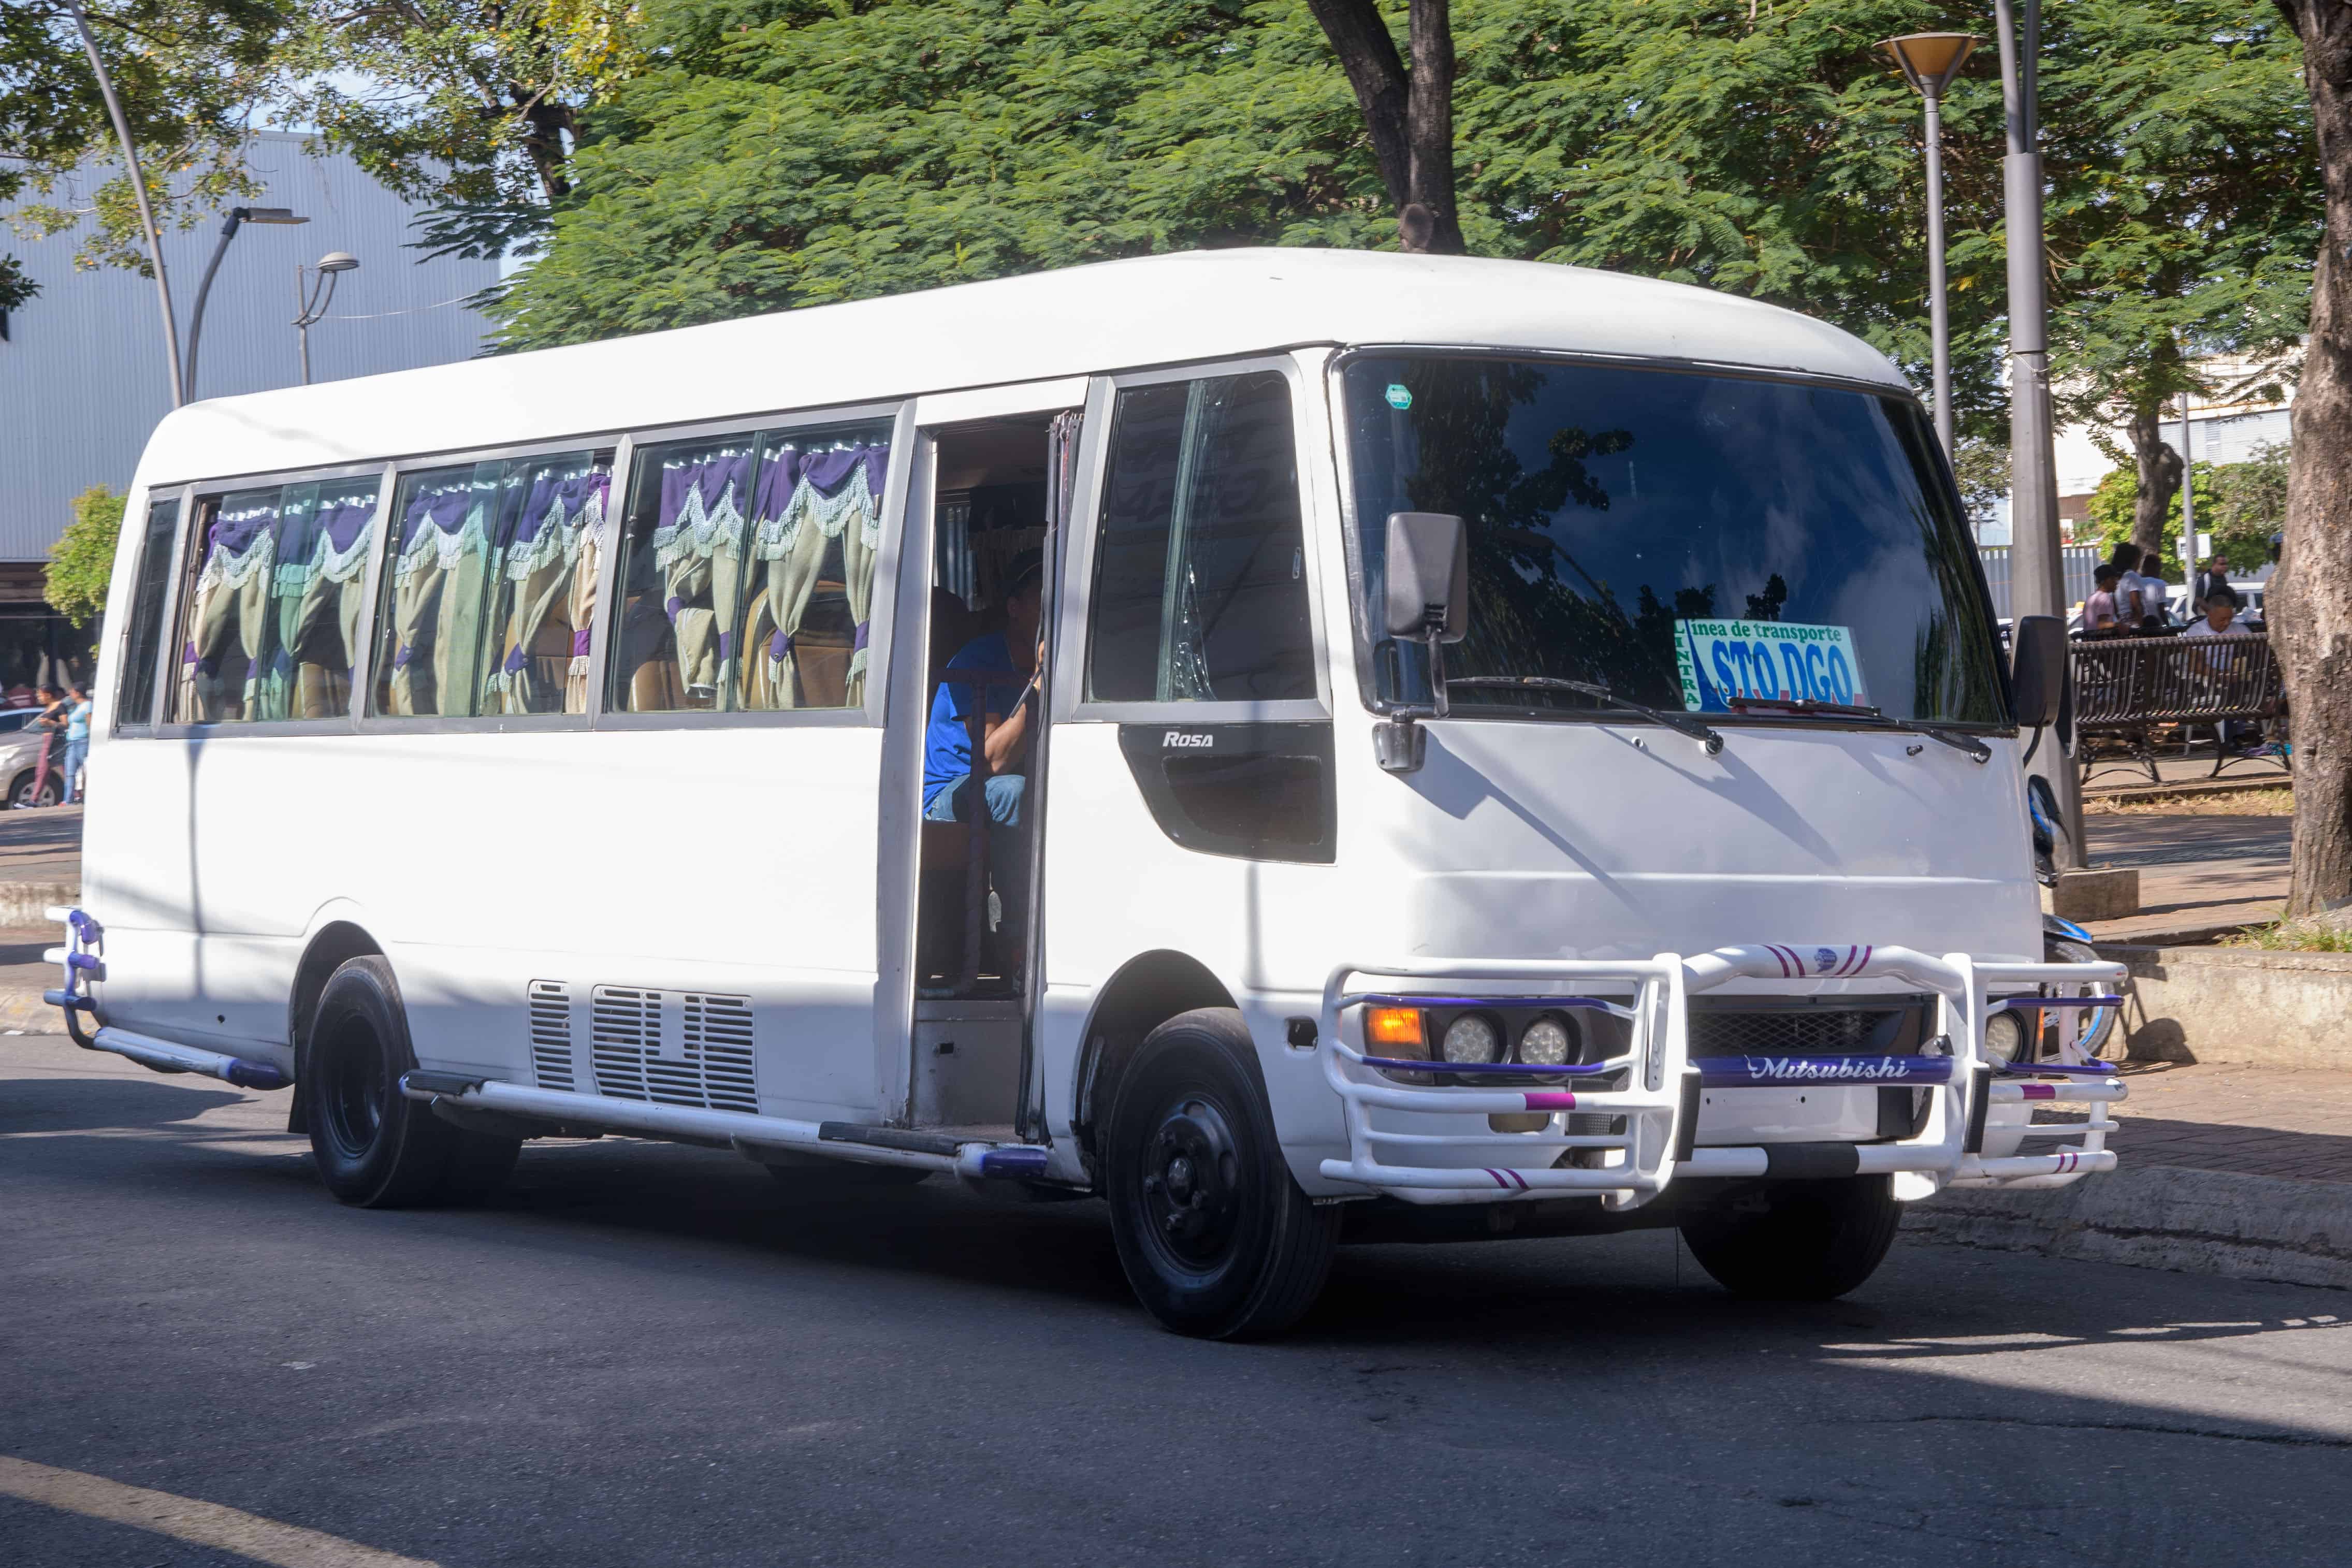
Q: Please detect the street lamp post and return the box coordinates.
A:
[184,207,308,401]
[1878,32,1978,457]
[293,252,360,385]
[1989,0,2083,870]
[63,0,182,408]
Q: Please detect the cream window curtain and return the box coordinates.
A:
[652,450,753,708]
[489,464,609,715]
[748,441,889,709]
[386,475,493,716]
[178,491,279,722]
[265,484,378,719]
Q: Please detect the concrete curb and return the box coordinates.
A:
[0,882,77,929]
[2099,942,2352,1069]
[1904,1165,2352,1292]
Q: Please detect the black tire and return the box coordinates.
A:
[1104,1008,1339,1340]
[306,955,518,1208]
[1679,1175,1901,1301]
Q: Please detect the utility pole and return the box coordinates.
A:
[1992,0,2083,868]
[65,0,182,408]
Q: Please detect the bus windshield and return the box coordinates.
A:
[1340,354,2007,727]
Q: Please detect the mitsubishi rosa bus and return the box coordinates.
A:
[48,249,2126,1339]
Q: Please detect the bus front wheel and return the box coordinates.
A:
[307,955,519,1208]
[1104,1009,1339,1340]
[1678,1175,1900,1300]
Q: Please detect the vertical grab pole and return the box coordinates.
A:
[959,676,991,996]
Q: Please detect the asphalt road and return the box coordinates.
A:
[5,1035,2350,1568]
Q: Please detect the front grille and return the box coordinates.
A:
[1688,1007,1913,1056]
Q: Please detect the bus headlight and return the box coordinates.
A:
[1441,1013,1503,1066]
[1982,1009,2025,1066]
[1516,1013,1575,1067]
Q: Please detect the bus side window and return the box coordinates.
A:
[1085,372,1315,704]
[172,475,381,723]
[116,496,182,727]
[373,451,610,719]
[608,423,891,715]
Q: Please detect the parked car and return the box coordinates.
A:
[0,707,64,807]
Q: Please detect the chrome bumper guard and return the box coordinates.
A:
[1316,946,2127,1209]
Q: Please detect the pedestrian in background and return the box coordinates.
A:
[2194,550,2233,613]
[2079,563,2123,636]
[2134,550,2173,632]
[61,685,91,805]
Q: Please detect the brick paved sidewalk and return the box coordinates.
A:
[2040,1062,2352,1184]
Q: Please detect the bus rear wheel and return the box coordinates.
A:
[1104,1009,1338,1340]
[307,955,519,1208]
[1678,1175,1900,1300]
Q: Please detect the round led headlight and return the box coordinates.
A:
[1441,1013,1503,1066]
[1982,1008,2025,1066]
[1517,1013,1576,1068]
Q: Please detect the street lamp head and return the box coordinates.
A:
[314,252,360,274]
[234,207,307,226]
[1877,33,1978,98]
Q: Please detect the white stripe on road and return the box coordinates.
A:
[0,1455,441,1568]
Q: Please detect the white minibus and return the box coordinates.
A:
[51,249,2126,1338]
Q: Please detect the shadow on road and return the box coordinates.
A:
[0,1075,244,1134]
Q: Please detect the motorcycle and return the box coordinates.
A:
[2027,773,2120,1060]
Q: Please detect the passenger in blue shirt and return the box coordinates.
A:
[923,554,1043,969]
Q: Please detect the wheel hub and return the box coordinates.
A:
[1141,1096,1242,1267]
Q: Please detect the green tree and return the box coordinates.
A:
[2082,448,2285,575]
[2,2,294,288]
[283,0,648,267]
[2039,0,2315,561]
[45,485,123,629]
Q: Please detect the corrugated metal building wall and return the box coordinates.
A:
[0,132,498,562]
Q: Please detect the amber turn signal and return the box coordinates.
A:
[1365,1006,1425,1048]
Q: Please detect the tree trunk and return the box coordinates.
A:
[1304,0,1465,253]
[2125,401,2183,562]
[2272,0,2352,916]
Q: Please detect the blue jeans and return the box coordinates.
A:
[924,773,1029,936]
[61,739,86,804]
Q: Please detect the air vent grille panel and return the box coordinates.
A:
[590,985,757,1113]
[528,980,575,1091]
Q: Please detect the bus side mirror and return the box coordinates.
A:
[1375,513,1469,777]
[2010,614,2065,730]
[1385,512,1469,643]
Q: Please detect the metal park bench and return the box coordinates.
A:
[2070,634,2289,786]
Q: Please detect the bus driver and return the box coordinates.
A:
[921,550,1043,974]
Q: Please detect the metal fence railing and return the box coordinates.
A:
[1979,544,2102,621]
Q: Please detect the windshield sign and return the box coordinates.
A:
[1341,355,2005,727]
[1676,618,1864,711]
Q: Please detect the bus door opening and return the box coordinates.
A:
[909,411,1078,1134]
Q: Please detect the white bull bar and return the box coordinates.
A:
[1315,945,2127,1209]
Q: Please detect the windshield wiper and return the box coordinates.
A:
[1448,676,1724,756]
[1727,695,1991,762]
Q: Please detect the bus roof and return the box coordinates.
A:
[132,247,1910,490]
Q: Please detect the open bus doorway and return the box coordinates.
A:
[906,410,1079,1137]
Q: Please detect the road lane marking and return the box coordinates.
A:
[0,1455,441,1568]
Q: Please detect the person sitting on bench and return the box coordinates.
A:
[922,552,1043,968]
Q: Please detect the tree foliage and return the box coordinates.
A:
[46,485,124,630]
[2082,443,2287,574]
[1,1,293,286]
[487,0,2321,494]
[283,0,649,266]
